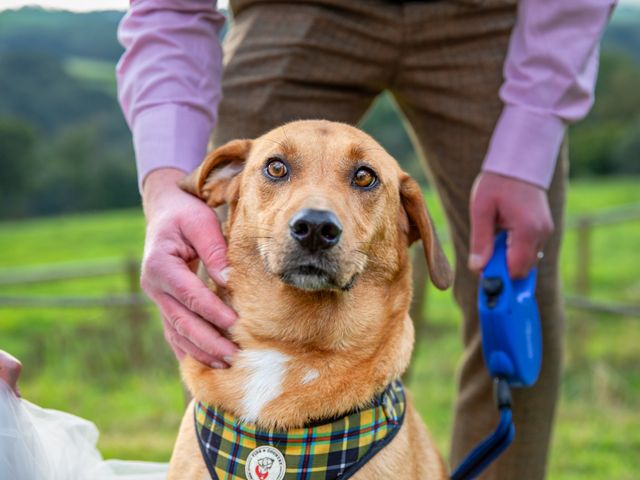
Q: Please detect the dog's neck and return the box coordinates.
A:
[181,256,415,430]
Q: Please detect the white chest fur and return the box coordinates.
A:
[238,349,290,423]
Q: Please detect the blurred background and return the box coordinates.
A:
[0,1,638,478]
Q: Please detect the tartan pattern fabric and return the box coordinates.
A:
[194,380,406,480]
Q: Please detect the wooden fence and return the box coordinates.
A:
[0,257,145,304]
[564,203,640,317]
[0,203,638,321]
[0,257,150,366]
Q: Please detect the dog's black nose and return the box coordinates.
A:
[289,209,342,252]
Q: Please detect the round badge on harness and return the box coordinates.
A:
[245,446,286,480]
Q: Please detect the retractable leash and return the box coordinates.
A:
[451,231,542,480]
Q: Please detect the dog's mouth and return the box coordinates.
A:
[279,263,356,292]
[294,265,328,277]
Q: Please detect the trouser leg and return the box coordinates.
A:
[392,1,566,478]
[213,1,401,145]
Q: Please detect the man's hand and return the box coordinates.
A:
[142,168,238,368]
[0,350,21,396]
[469,172,554,278]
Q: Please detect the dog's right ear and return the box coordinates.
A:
[179,139,252,207]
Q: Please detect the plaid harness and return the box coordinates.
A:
[194,380,406,480]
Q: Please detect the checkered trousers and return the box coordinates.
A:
[194,380,406,480]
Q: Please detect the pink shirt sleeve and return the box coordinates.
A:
[116,0,225,190]
[482,0,617,188]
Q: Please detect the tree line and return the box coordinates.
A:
[0,7,639,220]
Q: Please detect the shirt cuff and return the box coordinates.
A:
[482,105,566,189]
[133,104,214,192]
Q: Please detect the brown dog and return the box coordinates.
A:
[167,120,452,479]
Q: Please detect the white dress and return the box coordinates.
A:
[0,381,168,480]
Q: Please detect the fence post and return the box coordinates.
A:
[575,217,591,296]
[125,256,146,367]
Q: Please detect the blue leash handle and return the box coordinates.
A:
[450,232,542,480]
[477,232,542,388]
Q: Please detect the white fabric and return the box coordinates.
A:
[0,381,168,480]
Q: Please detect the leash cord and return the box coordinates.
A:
[450,379,516,480]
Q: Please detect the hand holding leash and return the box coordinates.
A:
[468,171,554,278]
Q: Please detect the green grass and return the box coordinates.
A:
[0,178,638,477]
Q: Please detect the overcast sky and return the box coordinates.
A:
[2,0,640,11]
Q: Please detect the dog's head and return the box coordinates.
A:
[181,120,451,294]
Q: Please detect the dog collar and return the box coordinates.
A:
[194,380,406,480]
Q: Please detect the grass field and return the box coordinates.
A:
[0,178,638,478]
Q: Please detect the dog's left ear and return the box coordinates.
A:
[400,174,453,290]
[179,139,252,207]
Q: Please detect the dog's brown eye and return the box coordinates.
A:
[265,159,288,179]
[353,167,377,189]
